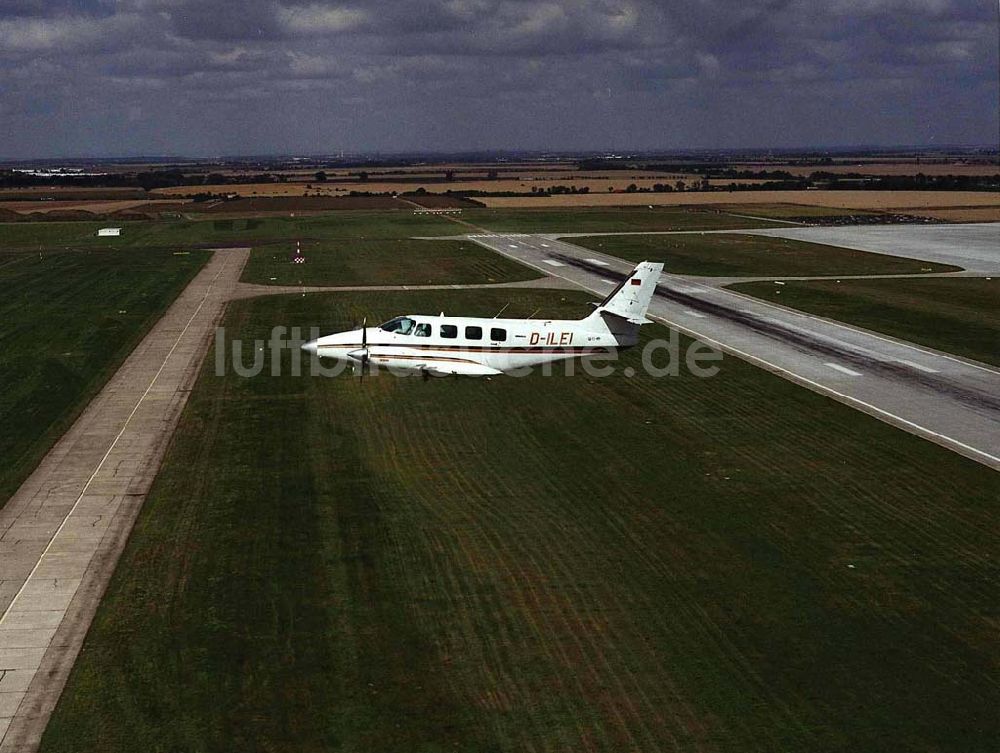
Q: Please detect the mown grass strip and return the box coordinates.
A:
[568,232,959,276]
[43,289,999,753]
[0,247,210,507]
[0,211,461,251]
[241,238,540,286]
[730,277,999,365]
[469,206,779,234]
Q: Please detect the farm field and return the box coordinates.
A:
[735,162,1000,177]
[43,288,999,753]
[467,206,778,233]
[730,277,1000,366]
[708,203,879,219]
[568,232,959,277]
[242,238,540,286]
[0,247,210,507]
[477,189,1000,210]
[0,199,169,214]
[909,207,1000,222]
[0,187,148,200]
[149,176,768,198]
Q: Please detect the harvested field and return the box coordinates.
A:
[0,187,147,201]
[189,195,407,212]
[43,288,1000,753]
[402,194,483,208]
[733,163,1000,177]
[0,202,192,223]
[0,199,182,215]
[709,203,879,219]
[151,177,765,199]
[185,195,477,214]
[907,207,1000,223]
[477,190,1000,210]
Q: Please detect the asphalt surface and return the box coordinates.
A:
[466,229,1000,469]
[741,223,1000,274]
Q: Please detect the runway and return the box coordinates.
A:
[741,223,1000,274]
[466,230,1000,469]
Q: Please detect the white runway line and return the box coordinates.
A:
[898,359,940,374]
[540,243,550,247]
[649,313,1000,469]
[584,258,610,266]
[825,362,862,377]
[542,259,566,267]
[600,279,616,285]
[508,244,519,248]
[683,310,707,318]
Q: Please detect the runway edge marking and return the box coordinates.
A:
[467,234,1000,470]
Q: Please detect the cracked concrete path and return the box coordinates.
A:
[0,249,248,751]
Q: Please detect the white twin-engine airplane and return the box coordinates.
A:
[301,260,664,377]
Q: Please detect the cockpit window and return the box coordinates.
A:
[379,316,415,335]
[414,322,432,337]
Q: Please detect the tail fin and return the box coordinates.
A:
[592,261,663,324]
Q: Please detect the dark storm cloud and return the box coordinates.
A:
[0,0,996,156]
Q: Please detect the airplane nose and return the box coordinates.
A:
[301,339,318,355]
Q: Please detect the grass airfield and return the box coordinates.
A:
[568,232,959,277]
[0,205,769,253]
[242,238,538,287]
[731,277,999,367]
[0,211,461,250]
[42,289,998,753]
[0,206,996,752]
[0,246,210,507]
[460,206,782,233]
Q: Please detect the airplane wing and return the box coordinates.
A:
[417,361,503,377]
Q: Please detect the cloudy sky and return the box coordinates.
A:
[1,0,997,158]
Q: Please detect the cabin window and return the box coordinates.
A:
[441,324,457,339]
[414,322,432,337]
[380,316,415,335]
[465,326,482,340]
[490,327,507,342]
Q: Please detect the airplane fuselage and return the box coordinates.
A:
[307,314,625,376]
[301,260,664,377]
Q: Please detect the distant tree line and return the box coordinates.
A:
[0,169,288,191]
[812,173,999,191]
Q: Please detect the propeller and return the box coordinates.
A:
[351,316,370,380]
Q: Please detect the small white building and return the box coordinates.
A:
[97,227,122,237]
